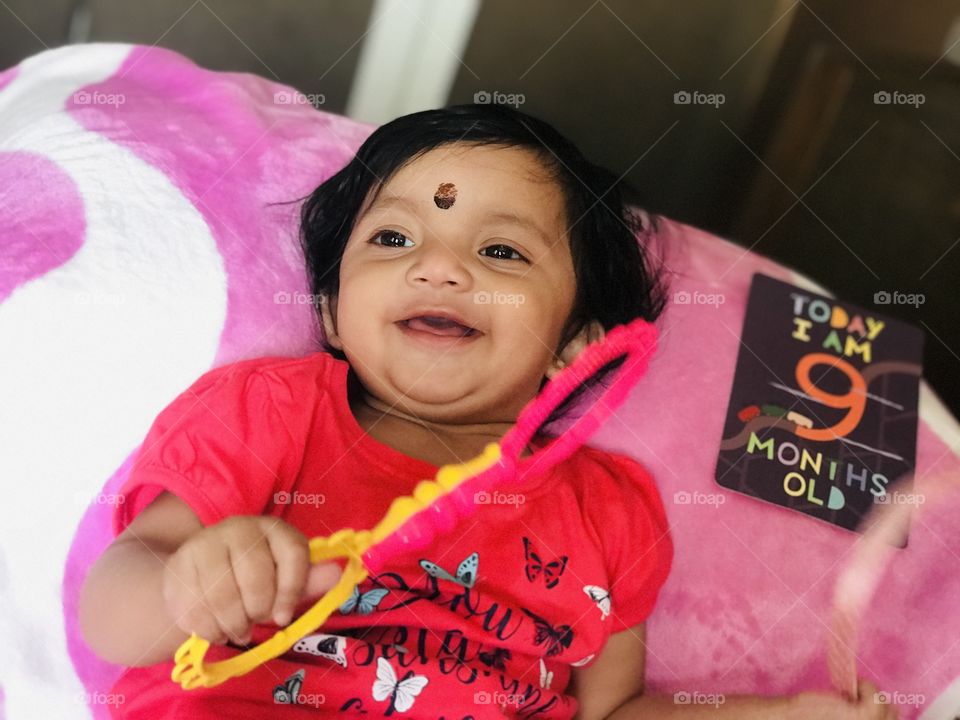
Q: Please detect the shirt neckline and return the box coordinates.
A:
[326,353,561,490]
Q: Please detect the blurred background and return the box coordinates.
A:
[2,0,958,414]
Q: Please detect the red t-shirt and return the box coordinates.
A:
[108,351,673,719]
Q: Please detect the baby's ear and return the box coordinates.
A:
[545,320,605,380]
[318,293,344,351]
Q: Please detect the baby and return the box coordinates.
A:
[80,103,895,719]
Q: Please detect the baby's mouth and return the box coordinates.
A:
[400,316,478,337]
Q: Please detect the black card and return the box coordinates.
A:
[715,273,924,533]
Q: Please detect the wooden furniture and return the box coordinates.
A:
[734,45,960,416]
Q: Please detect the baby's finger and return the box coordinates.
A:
[230,535,277,626]
[302,561,343,600]
[195,545,251,644]
[868,698,899,720]
[263,520,310,626]
[856,680,898,720]
[875,696,899,720]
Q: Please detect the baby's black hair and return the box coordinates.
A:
[299,103,667,433]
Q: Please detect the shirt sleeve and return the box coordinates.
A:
[589,452,674,633]
[113,359,304,535]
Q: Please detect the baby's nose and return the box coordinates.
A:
[408,243,472,288]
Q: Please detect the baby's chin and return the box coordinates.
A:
[351,344,541,417]
[370,377,517,425]
[385,383,487,418]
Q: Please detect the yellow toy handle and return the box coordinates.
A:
[171,442,503,690]
[171,529,369,690]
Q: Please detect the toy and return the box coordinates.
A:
[170,317,660,689]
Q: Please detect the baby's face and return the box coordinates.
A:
[325,143,577,424]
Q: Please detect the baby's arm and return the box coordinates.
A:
[79,491,340,667]
[80,492,205,666]
[570,623,898,720]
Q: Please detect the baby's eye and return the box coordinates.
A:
[481,244,528,263]
[370,230,413,248]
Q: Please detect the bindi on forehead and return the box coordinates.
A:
[433,182,457,209]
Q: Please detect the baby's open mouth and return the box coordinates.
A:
[400,316,478,337]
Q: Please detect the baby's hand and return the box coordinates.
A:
[162,515,341,645]
[788,679,899,719]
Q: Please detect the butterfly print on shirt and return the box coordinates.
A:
[274,668,305,704]
[522,537,568,589]
[521,608,574,657]
[539,658,554,689]
[339,585,389,616]
[478,646,512,672]
[292,632,348,667]
[419,552,479,588]
[583,585,611,621]
[372,656,429,715]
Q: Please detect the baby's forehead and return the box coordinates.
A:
[367,150,565,221]
[363,181,566,242]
